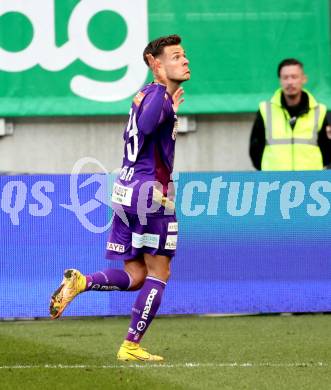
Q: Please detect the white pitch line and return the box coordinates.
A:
[0,362,327,369]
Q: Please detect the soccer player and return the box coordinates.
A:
[49,34,190,361]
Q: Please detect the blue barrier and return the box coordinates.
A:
[0,171,331,318]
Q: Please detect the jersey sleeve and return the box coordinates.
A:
[136,84,167,135]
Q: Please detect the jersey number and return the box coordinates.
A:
[126,108,138,162]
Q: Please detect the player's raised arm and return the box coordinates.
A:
[136,84,167,135]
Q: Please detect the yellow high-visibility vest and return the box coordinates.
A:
[260,89,326,170]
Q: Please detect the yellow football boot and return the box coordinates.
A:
[117,340,164,362]
[50,269,86,319]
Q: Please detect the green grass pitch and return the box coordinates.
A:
[0,314,330,389]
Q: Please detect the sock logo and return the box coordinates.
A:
[91,284,120,291]
[128,327,137,335]
[141,288,158,320]
[136,321,146,331]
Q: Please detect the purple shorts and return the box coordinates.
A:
[105,212,178,261]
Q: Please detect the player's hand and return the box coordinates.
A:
[146,54,167,86]
[172,87,185,113]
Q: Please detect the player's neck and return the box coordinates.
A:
[165,81,181,97]
[153,78,181,97]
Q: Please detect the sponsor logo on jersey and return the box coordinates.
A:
[111,183,133,206]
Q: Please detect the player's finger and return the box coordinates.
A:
[174,87,184,97]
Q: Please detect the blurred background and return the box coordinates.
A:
[0,0,330,173]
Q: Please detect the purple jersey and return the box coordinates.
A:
[112,83,177,216]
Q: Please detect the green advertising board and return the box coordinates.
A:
[0,0,330,116]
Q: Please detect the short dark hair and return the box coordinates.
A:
[143,34,182,66]
[277,58,304,77]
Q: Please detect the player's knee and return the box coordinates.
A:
[129,280,144,290]
[149,266,171,283]
[128,269,147,290]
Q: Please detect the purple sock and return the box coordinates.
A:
[126,276,166,343]
[85,268,131,291]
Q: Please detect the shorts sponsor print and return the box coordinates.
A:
[167,222,178,232]
[106,242,125,253]
[132,232,160,249]
[165,235,177,250]
[105,212,178,260]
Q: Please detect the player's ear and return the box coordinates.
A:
[155,57,162,66]
[145,53,154,68]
